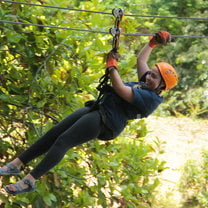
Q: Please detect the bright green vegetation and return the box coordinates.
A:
[0,0,207,207]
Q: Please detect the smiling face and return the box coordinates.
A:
[144,66,165,91]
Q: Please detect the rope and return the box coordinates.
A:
[2,0,208,21]
[1,20,208,39]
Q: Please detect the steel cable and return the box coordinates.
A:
[2,0,208,21]
[1,20,208,38]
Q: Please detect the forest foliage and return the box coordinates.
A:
[0,0,207,207]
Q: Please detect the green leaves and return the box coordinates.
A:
[1,0,207,207]
[43,193,57,206]
[179,151,208,207]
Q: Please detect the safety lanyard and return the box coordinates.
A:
[98,8,124,87]
[110,8,124,51]
[90,8,124,111]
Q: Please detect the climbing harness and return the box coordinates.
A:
[86,8,124,110]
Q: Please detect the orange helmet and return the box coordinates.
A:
[155,62,178,90]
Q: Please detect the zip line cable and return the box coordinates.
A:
[1,1,208,38]
[2,0,208,21]
[0,20,208,39]
[0,20,109,34]
[1,0,111,15]
[126,14,208,20]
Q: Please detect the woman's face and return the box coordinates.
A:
[145,66,165,90]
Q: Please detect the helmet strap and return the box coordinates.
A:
[154,78,165,94]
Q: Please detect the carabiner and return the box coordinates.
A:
[109,28,122,36]
[112,8,124,21]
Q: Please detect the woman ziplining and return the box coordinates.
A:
[0,29,178,195]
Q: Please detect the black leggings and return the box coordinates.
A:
[18,107,108,179]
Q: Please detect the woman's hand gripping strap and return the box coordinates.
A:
[106,49,120,71]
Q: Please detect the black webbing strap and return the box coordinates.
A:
[88,8,124,110]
